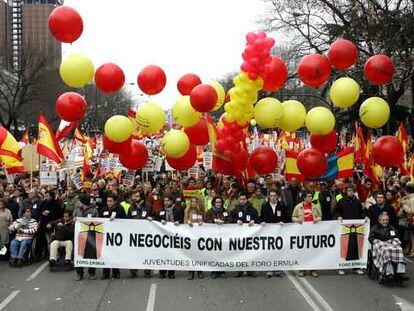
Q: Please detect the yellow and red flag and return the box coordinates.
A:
[74,128,87,144]
[396,122,408,153]
[396,122,409,175]
[363,130,382,186]
[0,126,24,173]
[36,113,64,164]
[20,131,29,145]
[354,121,366,164]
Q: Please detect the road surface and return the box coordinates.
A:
[0,259,413,311]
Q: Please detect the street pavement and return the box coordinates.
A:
[0,258,413,311]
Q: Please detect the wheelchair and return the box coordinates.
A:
[48,231,74,272]
[8,236,39,267]
[367,246,408,285]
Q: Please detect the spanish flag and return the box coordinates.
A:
[285,151,305,182]
[396,122,409,175]
[0,126,24,173]
[409,155,414,181]
[74,128,87,144]
[396,122,408,153]
[364,130,382,186]
[37,113,64,164]
[20,131,29,145]
[206,114,232,174]
[354,121,366,165]
[285,148,354,182]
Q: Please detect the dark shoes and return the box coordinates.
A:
[75,273,83,281]
[188,271,195,280]
[197,271,204,279]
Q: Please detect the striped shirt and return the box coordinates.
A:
[9,217,38,241]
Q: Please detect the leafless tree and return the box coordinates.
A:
[260,0,414,131]
[0,52,48,135]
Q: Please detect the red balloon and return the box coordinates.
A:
[372,136,403,167]
[166,145,197,171]
[249,147,278,175]
[298,54,331,88]
[177,74,202,95]
[137,65,166,95]
[95,63,125,93]
[231,149,249,176]
[103,135,131,154]
[310,131,338,153]
[184,118,209,146]
[364,55,394,85]
[262,57,288,92]
[297,148,327,178]
[48,6,83,43]
[56,92,87,122]
[190,84,217,112]
[119,140,148,170]
[328,39,358,70]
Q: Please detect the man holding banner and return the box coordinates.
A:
[292,191,322,278]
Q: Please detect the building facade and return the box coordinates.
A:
[0,0,61,71]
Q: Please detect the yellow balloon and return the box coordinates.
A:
[59,53,94,88]
[172,96,201,128]
[208,81,226,111]
[136,102,166,134]
[162,129,190,158]
[104,115,133,143]
[359,97,390,129]
[330,77,360,108]
[305,107,335,135]
[253,97,284,129]
[280,100,306,132]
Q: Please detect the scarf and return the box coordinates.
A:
[165,205,174,222]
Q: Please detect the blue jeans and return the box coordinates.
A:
[10,239,32,260]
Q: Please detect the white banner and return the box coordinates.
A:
[40,171,58,186]
[74,219,370,271]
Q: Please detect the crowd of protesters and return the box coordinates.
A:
[0,167,412,281]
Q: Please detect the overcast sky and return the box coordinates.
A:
[63,0,274,110]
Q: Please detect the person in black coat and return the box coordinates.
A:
[334,186,366,276]
[367,191,398,229]
[231,192,259,278]
[128,190,153,278]
[280,178,303,222]
[260,190,288,224]
[156,195,184,279]
[231,193,259,225]
[100,193,126,280]
[37,191,63,259]
[260,189,286,278]
[334,186,365,220]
